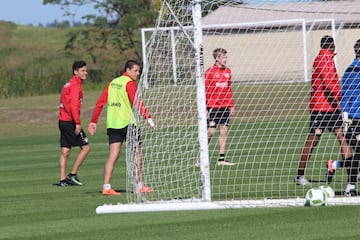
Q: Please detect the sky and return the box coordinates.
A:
[0,0,308,26]
[0,0,96,26]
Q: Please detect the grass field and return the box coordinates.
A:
[1,91,360,239]
[1,134,360,240]
[0,89,360,240]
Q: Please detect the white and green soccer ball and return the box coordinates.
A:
[305,188,327,207]
[319,185,335,199]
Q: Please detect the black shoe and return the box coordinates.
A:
[343,190,358,197]
[326,160,335,183]
[58,179,72,187]
[66,174,83,186]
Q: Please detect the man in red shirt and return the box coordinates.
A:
[58,60,91,186]
[295,36,352,185]
[88,60,155,195]
[205,48,236,166]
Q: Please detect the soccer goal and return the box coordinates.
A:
[96,0,360,214]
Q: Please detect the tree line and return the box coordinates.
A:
[1,0,243,98]
[0,1,160,98]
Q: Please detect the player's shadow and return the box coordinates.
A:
[333,190,360,196]
[98,189,126,194]
[52,183,126,194]
[334,191,343,196]
[308,179,327,183]
[307,180,360,196]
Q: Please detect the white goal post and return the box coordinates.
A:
[97,0,360,214]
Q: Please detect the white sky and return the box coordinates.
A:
[0,0,96,25]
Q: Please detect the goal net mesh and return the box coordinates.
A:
[125,0,360,206]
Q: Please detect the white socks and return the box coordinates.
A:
[134,182,143,191]
[345,183,355,193]
[331,160,342,170]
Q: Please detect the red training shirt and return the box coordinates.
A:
[310,49,341,113]
[59,75,83,125]
[205,64,234,109]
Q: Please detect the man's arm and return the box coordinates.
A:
[126,81,151,119]
[126,81,155,131]
[69,81,82,135]
[88,84,109,135]
[70,82,81,125]
[321,58,341,109]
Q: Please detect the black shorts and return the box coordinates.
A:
[107,125,142,145]
[207,107,230,128]
[345,119,360,148]
[59,121,89,148]
[309,111,342,135]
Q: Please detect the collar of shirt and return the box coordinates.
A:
[319,49,335,58]
[123,72,135,81]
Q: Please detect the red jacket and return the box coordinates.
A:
[310,49,341,112]
[90,73,151,124]
[205,64,234,109]
[59,76,83,124]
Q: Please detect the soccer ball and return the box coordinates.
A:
[318,185,335,199]
[305,188,327,207]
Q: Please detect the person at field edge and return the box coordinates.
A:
[294,35,352,185]
[329,39,360,196]
[88,60,155,196]
[203,48,236,166]
[58,60,91,187]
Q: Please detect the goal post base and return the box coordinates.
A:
[96,201,223,214]
[96,197,360,214]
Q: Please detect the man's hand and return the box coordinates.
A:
[342,112,352,132]
[230,107,235,116]
[147,118,155,132]
[75,124,82,135]
[88,122,97,136]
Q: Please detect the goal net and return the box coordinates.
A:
[97,0,360,213]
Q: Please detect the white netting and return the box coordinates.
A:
[122,0,360,208]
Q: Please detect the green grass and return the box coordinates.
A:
[1,134,360,239]
[1,89,360,239]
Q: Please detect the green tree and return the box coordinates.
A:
[43,0,158,82]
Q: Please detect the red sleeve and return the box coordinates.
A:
[70,81,81,125]
[320,56,341,102]
[227,69,235,108]
[90,84,109,123]
[126,81,151,119]
[204,67,213,105]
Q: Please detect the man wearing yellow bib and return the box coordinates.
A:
[88,60,155,195]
